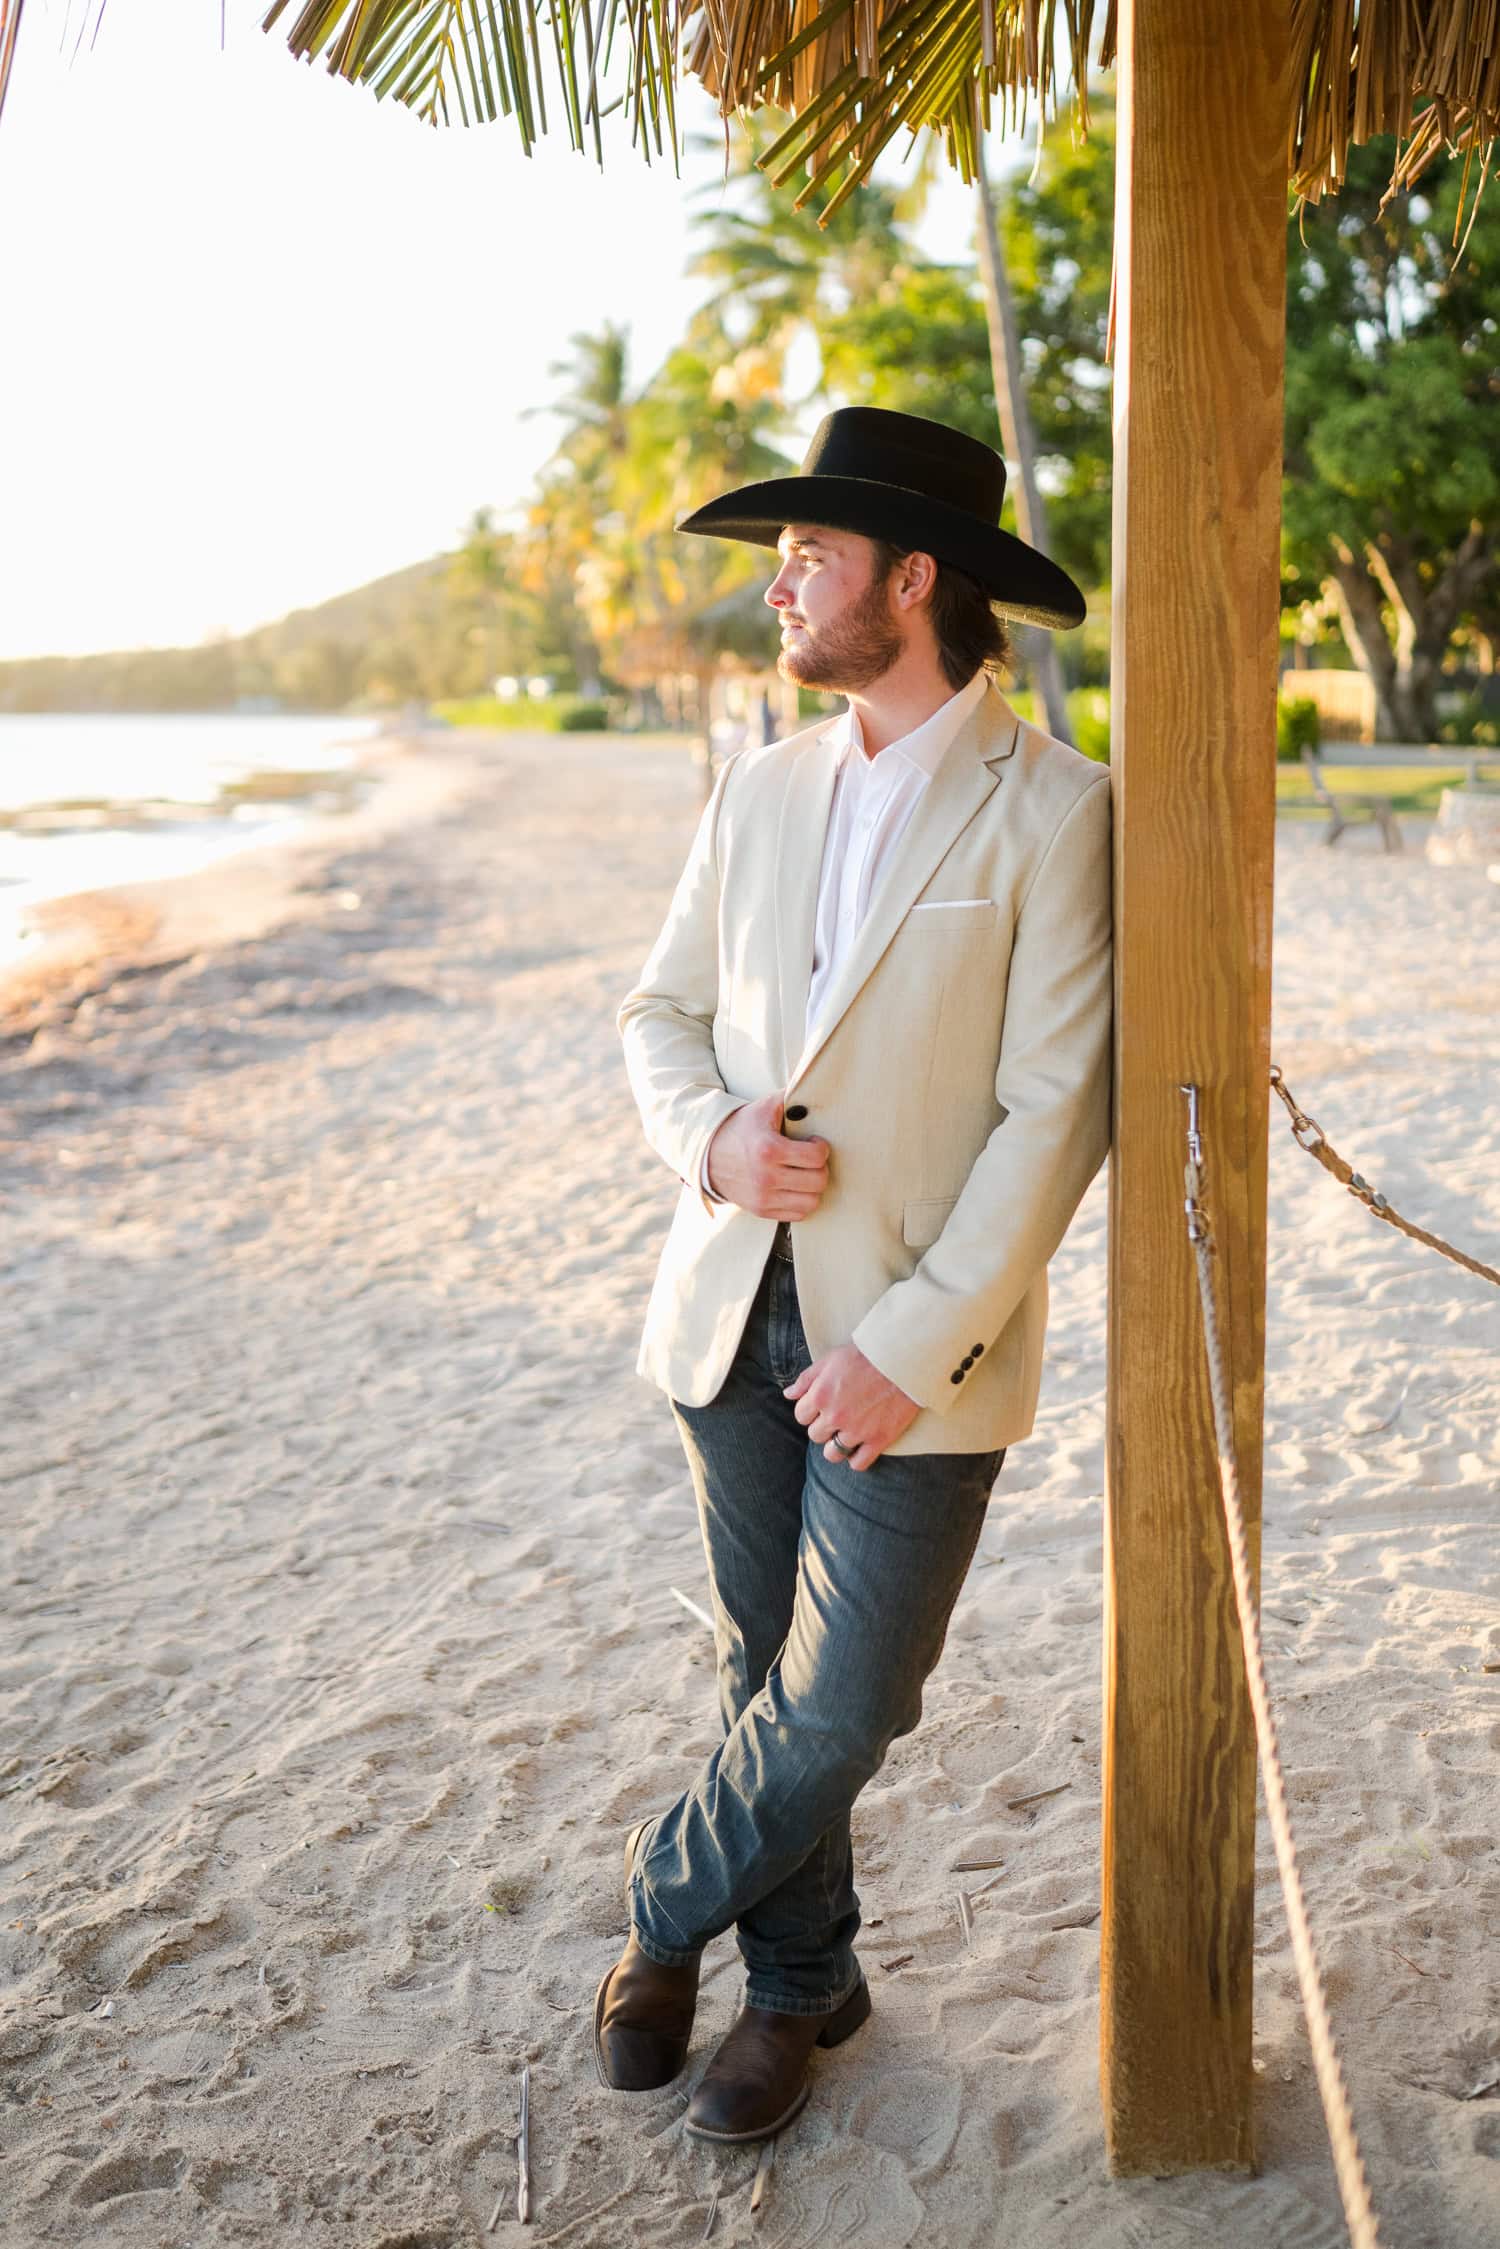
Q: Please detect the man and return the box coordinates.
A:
[600,406,1113,2144]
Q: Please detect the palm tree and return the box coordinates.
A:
[517,325,638,694]
[587,325,789,645]
[695,114,1077,736]
[687,123,908,372]
[534,322,632,480]
[513,305,789,711]
[973,138,1073,741]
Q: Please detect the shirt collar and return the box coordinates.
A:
[831,667,989,781]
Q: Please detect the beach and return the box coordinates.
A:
[0,714,390,984]
[2,726,1497,2248]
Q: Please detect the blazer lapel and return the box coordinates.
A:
[783,684,1022,1094]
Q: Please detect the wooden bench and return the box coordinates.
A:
[1296,743,1500,853]
[1298,744,1403,850]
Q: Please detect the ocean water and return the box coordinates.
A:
[0,712,385,970]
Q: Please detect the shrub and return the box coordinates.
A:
[1070,690,1110,764]
[554,698,610,732]
[998,685,1109,760]
[1436,693,1500,749]
[1275,695,1321,762]
[432,693,612,732]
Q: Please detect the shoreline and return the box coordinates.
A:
[0,729,481,1037]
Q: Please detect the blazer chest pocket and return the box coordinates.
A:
[903,1195,958,1248]
[907,898,997,932]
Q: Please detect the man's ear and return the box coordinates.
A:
[891,548,939,609]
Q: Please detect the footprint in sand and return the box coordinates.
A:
[73,2146,188,2207]
[846,2067,963,2176]
[193,2156,285,2215]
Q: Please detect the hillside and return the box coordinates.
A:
[0,555,488,714]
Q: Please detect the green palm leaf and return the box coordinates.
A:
[262,0,679,149]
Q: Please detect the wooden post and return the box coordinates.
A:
[1101,0,1287,2174]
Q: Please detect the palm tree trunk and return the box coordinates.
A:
[975,145,1074,746]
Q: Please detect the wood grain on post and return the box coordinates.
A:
[1101,0,1288,2175]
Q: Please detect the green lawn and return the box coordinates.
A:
[439,679,1488,814]
[1273,764,1479,816]
[433,693,605,731]
[1007,686,1480,813]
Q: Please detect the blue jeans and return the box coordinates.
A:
[631,1248,1006,2016]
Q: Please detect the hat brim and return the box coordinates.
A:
[676,475,1087,632]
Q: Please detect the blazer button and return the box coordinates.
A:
[972,1342,984,1356]
[961,1353,975,1368]
[950,1370,964,1385]
[785,1103,808,1122]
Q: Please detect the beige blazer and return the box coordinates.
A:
[616,678,1114,1456]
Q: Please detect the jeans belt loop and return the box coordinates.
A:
[772,1219,795,1262]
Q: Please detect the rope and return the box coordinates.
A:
[1270,1064,1500,1288]
[1180,1082,1382,2249]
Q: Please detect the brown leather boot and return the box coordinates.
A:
[683,1975,871,2142]
[592,1933,702,2091]
[593,1819,701,2093]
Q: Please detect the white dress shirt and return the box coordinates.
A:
[701,667,988,1202]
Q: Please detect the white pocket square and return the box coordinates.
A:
[911,897,993,911]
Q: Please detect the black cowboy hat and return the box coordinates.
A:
[676,405,1087,632]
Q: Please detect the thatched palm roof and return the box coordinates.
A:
[265,2,1492,217]
[1,3,1491,213]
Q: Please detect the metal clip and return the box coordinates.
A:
[1180,1085,1211,1244]
[1179,1082,1203,1166]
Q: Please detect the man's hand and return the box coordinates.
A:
[705,1092,829,1218]
[783,1344,921,1471]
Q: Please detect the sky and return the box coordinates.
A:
[0,0,1034,661]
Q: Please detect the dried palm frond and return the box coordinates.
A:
[688,0,1105,221]
[684,1,1496,223]
[255,1,1492,225]
[0,3,1494,234]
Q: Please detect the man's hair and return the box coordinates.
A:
[868,536,1014,691]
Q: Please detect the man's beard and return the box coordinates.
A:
[775,564,903,693]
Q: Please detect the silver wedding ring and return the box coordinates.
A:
[829,1432,854,1456]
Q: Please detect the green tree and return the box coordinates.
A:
[452,506,587,694]
[816,262,995,440]
[971,109,1500,738]
[806,114,1116,605]
[691,120,1094,730]
[574,319,790,682]
[687,123,909,383]
[998,109,1116,605]
[521,326,638,691]
[1282,142,1500,739]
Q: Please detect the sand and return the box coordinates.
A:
[1,728,1497,2249]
